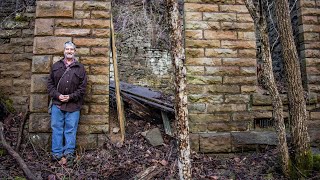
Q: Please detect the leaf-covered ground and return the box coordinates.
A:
[1,110,318,179]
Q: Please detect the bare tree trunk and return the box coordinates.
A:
[167,0,192,179]
[244,0,290,177]
[274,0,312,175]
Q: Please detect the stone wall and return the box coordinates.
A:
[184,0,257,152]
[29,0,111,149]
[0,6,35,112]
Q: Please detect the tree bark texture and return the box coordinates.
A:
[167,0,192,179]
[244,0,290,177]
[274,0,311,173]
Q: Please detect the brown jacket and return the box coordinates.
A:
[47,59,87,112]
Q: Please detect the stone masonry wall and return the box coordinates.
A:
[29,0,111,149]
[296,0,320,145]
[0,6,35,112]
[184,0,257,152]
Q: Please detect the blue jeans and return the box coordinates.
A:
[51,104,80,157]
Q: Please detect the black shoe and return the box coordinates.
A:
[65,154,75,167]
[51,155,62,162]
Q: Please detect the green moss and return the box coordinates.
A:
[313,154,320,171]
[14,177,26,180]
[289,150,313,179]
[14,13,28,22]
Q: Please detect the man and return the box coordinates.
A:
[47,41,87,163]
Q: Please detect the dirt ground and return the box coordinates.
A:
[0,109,319,180]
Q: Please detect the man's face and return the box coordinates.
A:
[64,44,75,60]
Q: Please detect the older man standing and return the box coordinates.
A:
[47,41,87,163]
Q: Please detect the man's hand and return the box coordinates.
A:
[59,95,70,102]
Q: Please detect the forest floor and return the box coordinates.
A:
[0,109,319,180]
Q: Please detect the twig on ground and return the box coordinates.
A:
[16,111,29,152]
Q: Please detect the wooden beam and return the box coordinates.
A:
[110,14,126,142]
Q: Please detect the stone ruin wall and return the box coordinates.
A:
[0,0,319,152]
[184,0,320,153]
[29,0,111,149]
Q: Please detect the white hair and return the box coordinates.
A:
[64,41,76,49]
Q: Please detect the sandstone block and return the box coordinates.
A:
[204,30,236,39]
[220,5,248,13]
[0,79,12,87]
[251,106,273,111]
[73,38,109,47]
[300,24,320,33]
[232,112,254,121]
[91,10,110,18]
[80,115,108,124]
[36,1,73,18]
[185,12,203,21]
[13,79,30,87]
[75,10,90,18]
[207,104,246,112]
[186,40,220,48]
[203,12,236,21]
[187,75,222,84]
[0,44,24,53]
[221,40,255,49]
[189,123,207,133]
[33,36,71,54]
[29,113,51,132]
[185,30,203,39]
[237,32,255,40]
[2,20,29,29]
[300,7,320,16]
[91,48,109,55]
[189,133,200,152]
[206,66,240,76]
[0,29,21,38]
[252,94,272,105]
[224,76,257,85]
[205,48,238,58]
[98,134,108,147]
[207,122,249,132]
[13,53,33,61]
[241,85,256,93]
[185,0,235,4]
[302,33,319,41]
[221,22,254,30]
[78,124,109,134]
[189,94,223,103]
[222,58,256,66]
[206,85,240,94]
[10,96,28,105]
[55,19,82,27]
[310,112,320,120]
[75,1,110,10]
[188,103,206,113]
[30,94,49,112]
[83,19,110,28]
[55,28,91,36]
[76,134,98,149]
[187,84,206,94]
[238,49,256,57]
[240,67,256,75]
[185,3,218,12]
[81,56,109,65]
[186,58,221,66]
[185,21,220,30]
[91,85,109,95]
[86,95,108,104]
[31,74,48,93]
[91,66,109,75]
[186,66,205,75]
[88,75,109,85]
[200,133,232,153]
[92,29,110,37]
[90,104,109,114]
[297,0,315,8]
[301,16,318,24]
[0,54,12,62]
[34,19,54,35]
[189,113,230,123]
[25,46,34,53]
[32,55,52,73]
[185,48,205,58]
[11,37,33,46]
[77,48,90,56]
[11,62,31,71]
[225,94,250,103]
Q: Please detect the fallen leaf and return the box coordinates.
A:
[58,157,67,165]
[48,174,56,180]
[160,159,168,166]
